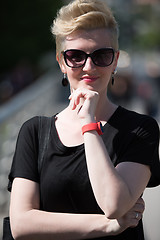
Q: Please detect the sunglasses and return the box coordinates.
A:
[62,48,115,68]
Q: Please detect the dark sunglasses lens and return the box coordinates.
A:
[92,48,114,67]
[64,50,86,68]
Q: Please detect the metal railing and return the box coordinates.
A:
[0,66,68,237]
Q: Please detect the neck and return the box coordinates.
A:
[95,96,117,122]
[67,93,117,123]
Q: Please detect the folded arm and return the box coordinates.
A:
[10,178,144,240]
[70,88,151,219]
[83,131,151,219]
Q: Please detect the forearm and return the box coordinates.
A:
[83,131,134,218]
[11,210,112,240]
[10,179,114,240]
[69,88,149,219]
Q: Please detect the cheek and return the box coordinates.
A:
[99,69,112,87]
[67,68,81,81]
[100,67,112,79]
[58,58,67,73]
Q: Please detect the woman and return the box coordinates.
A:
[9,0,160,239]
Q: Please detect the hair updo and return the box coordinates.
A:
[51,0,119,58]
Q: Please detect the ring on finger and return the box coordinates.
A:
[135,212,139,219]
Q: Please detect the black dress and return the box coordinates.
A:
[8,106,160,240]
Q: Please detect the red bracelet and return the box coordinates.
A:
[82,122,103,135]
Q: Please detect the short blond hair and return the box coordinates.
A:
[51,0,119,57]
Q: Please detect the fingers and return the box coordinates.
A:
[109,200,145,235]
[132,197,145,215]
[123,210,142,228]
[134,212,142,221]
[128,198,145,227]
[130,211,143,228]
[136,197,145,206]
[120,198,145,229]
[69,88,99,112]
[69,90,87,110]
[131,210,142,222]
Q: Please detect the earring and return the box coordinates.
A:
[111,68,117,86]
[62,73,69,87]
[112,75,115,86]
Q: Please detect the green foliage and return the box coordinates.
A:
[130,4,160,50]
[111,3,160,51]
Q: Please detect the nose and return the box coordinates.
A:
[82,56,96,71]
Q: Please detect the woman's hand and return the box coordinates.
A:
[69,88,99,124]
[109,197,145,235]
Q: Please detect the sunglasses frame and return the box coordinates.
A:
[62,47,115,68]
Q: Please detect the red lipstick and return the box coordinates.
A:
[81,76,98,83]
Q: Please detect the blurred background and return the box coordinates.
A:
[0,0,160,239]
